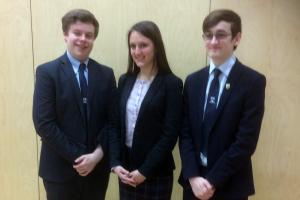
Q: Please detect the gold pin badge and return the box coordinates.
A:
[226,83,230,90]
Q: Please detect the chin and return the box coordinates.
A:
[135,63,144,68]
[209,53,220,59]
[76,55,88,61]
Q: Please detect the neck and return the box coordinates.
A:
[211,54,233,66]
[67,50,88,63]
[138,65,157,81]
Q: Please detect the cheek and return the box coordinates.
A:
[146,48,155,57]
[88,41,94,48]
[205,43,212,49]
[130,49,135,57]
[67,37,78,45]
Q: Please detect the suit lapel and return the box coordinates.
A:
[87,60,96,102]
[197,68,210,124]
[120,73,163,132]
[59,54,86,122]
[208,60,242,131]
[120,75,136,127]
[136,74,163,121]
[87,60,98,122]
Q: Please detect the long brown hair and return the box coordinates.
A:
[126,21,172,75]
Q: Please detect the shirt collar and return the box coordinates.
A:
[209,55,236,77]
[66,51,89,71]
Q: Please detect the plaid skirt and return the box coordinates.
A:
[119,175,173,200]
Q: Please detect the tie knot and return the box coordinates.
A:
[79,63,86,72]
[213,68,221,78]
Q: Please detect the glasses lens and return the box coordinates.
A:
[215,32,229,40]
[203,33,212,40]
[203,32,231,41]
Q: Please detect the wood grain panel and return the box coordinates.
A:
[2,0,299,199]
[210,0,300,199]
[0,0,38,199]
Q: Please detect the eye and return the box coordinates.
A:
[130,44,136,50]
[85,33,94,40]
[215,32,229,39]
[203,32,213,40]
[139,43,148,48]
[73,31,81,37]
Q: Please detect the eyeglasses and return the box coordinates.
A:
[202,32,231,41]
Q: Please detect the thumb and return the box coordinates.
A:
[74,155,85,164]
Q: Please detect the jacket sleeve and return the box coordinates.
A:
[95,69,117,155]
[179,76,201,181]
[32,66,86,163]
[108,74,126,168]
[138,75,183,177]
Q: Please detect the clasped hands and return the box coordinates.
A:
[73,146,104,177]
[113,166,146,187]
[189,176,215,200]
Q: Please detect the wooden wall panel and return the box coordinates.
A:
[211,0,300,199]
[0,0,38,199]
[2,0,297,199]
[30,0,209,199]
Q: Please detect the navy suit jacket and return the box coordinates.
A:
[109,72,183,178]
[33,53,116,182]
[179,59,266,199]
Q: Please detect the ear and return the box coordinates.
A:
[63,31,68,42]
[233,32,241,46]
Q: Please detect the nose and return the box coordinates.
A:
[210,35,218,44]
[134,46,142,55]
[79,34,87,41]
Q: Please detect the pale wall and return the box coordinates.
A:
[0,0,299,199]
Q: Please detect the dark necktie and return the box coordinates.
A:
[201,68,221,158]
[79,63,88,127]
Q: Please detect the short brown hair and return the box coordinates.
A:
[203,9,241,38]
[62,9,99,38]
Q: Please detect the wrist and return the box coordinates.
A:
[111,167,116,173]
[111,165,121,173]
[94,146,104,159]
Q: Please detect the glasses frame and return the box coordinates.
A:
[202,31,232,41]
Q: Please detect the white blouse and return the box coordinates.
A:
[125,78,153,147]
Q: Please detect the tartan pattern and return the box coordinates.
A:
[119,175,173,200]
[183,187,248,200]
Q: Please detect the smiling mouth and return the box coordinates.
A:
[134,58,145,62]
[77,46,88,51]
[211,48,220,51]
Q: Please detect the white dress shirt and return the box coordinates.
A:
[125,78,153,147]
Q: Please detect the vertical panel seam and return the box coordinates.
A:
[205,0,212,65]
[29,0,40,199]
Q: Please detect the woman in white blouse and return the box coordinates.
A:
[109,21,183,200]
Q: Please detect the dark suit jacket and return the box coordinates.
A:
[110,72,183,178]
[33,53,116,182]
[179,59,266,199]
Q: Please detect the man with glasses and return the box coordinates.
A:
[179,9,266,200]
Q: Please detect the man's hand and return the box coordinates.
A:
[189,176,215,200]
[73,146,103,176]
[128,170,146,186]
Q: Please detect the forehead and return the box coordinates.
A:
[207,21,232,32]
[129,31,152,43]
[67,21,95,33]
